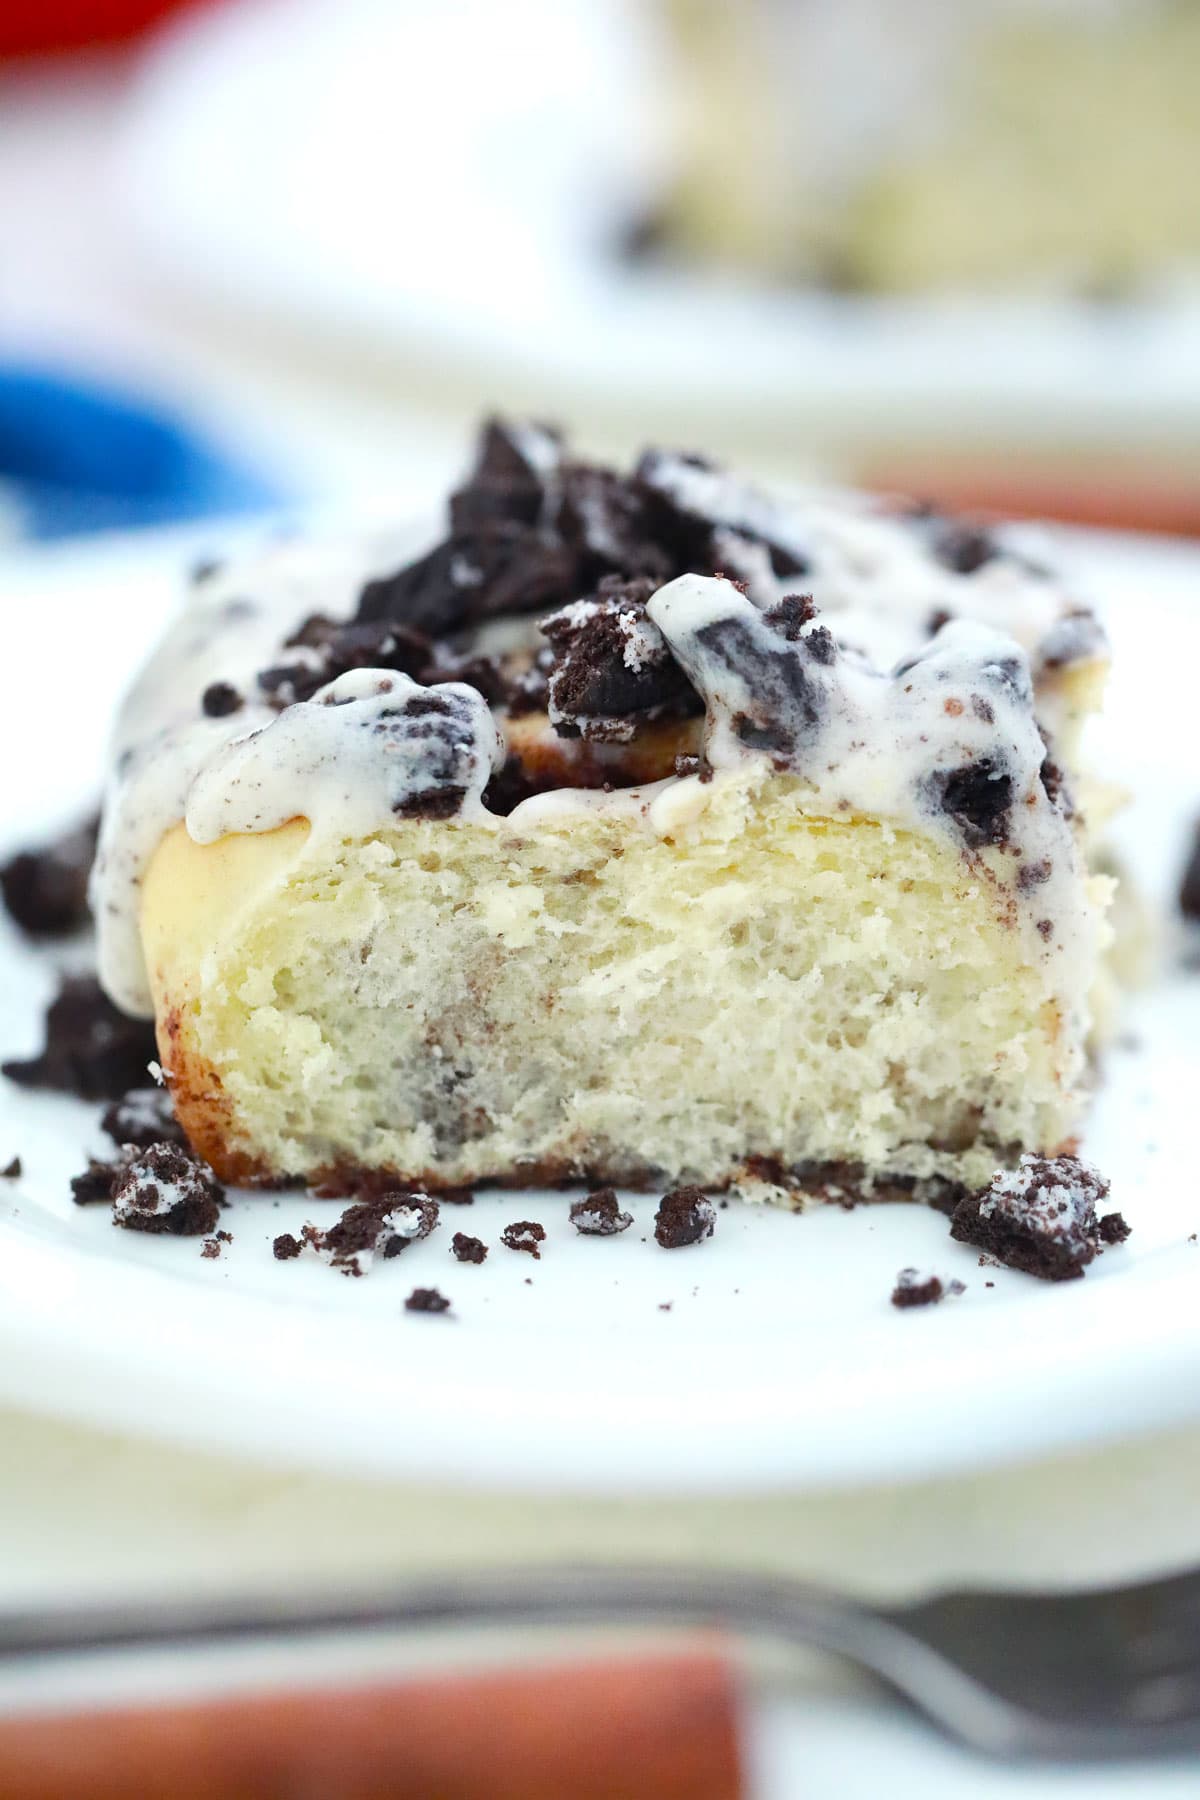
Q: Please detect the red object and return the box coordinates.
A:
[862,456,1200,539]
[0,0,213,59]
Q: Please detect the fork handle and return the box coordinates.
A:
[0,1647,743,1800]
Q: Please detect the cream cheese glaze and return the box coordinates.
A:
[93,464,1107,1021]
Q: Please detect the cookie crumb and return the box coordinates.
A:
[890,1268,965,1309]
[273,1232,302,1260]
[101,1087,186,1151]
[654,1187,715,1249]
[501,1220,545,1258]
[0,813,98,937]
[111,1143,223,1237]
[4,976,157,1101]
[1098,1211,1132,1245]
[314,1192,440,1274]
[569,1189,633,1236]
[950,1154,1114,1281]
[70,1155,126,1206]
[451,1232,487,1263]
[1,1156,20,1179]
[405,1286,451,1314]
[201,681,243,718]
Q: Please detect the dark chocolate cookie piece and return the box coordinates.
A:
[111,1142,224,1237]
[950,1155,1116,1281]
[543,577,701,739]
[0,813,98,937]
[4,976,157,1101]
[654,1187,716,1249]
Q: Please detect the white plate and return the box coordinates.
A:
[118,0,1200,451]
[0,526,1195,1492]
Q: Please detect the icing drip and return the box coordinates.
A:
[186,671,503,846]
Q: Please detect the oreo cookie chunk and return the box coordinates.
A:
[111,1143,224,1237]
[950,1154,1120,1281]
[647,577,836,765]
[542,577,701,741]
[405,1286,452,1314]
[926,758,1014,850]
[71,1155,127,1207]
[635,450,809,582]
[500,1220,545,1258]
[101,1087,186,1152]
[3,975,157,1101]
[318,1192,440,1275]
[0,812,98,937]
[654,1187,716,1249]
[890,1268,965,1309]
[257,616,432,709]
[569,1189,633,1236]
[357,421,576,638]
[451,1232,488,1263]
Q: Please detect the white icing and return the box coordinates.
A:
[642,451,1098,681]
[93,530,436,1015]
[646,573,1097,1044]
[980,1152,1105,1241]
[93,457,1107,1029]
[186,671,502,847]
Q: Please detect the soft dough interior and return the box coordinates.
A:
[142,768,1097,1198]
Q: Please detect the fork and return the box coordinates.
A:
[1,1562,1199,1761]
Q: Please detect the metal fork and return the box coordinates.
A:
[1,1563,1199,1760]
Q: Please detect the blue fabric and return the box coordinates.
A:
[0,366,284,538]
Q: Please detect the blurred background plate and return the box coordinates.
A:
[116,0,1200,468]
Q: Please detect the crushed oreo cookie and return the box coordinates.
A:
[201,681,243,718]
[569,1189,633,1236]
[3,976,157,1101]
[70,1156,125,1205]
[101,1087,186,1152]
[542,577,701,741]
[1,1156,20,1179]
[635,449,808,582]
[928,757,1014,849]
[111,1143,224,1237]
[0,812,98,937]
[950,1154,1119,1281]
[451,1232,487,1263]
[930,521,1001,577]
[1098,1211,1132,1245]
[201,1230,233,1260]
[501,1220,545,1258]
[258,616,432,709]
[890,1268,965,1309]
[273,1232,302,1260]
[654,1187,716,1249]
[405,1286,451,1314]
[325,424,810,717]
[315,1192,440,1275]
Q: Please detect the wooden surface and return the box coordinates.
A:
[0,1647,742,1800]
